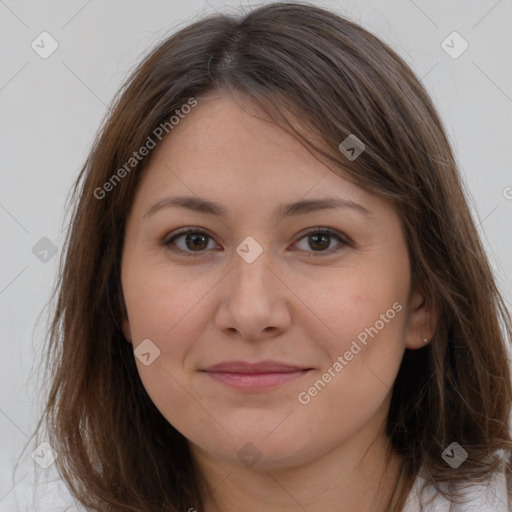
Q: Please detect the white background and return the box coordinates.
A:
[1,0,511,510]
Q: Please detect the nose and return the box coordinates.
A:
[214,248,292,342]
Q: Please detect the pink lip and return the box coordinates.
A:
[200,360,312,391]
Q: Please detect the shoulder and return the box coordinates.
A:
[402,454,511,512]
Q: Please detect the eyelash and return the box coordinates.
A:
[162,226,350,258]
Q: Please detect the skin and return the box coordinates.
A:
[121,93,436,512]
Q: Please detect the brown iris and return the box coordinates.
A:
[185,233,209,251]
[308,233,331,251]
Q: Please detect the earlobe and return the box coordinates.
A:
[404,291,437,350]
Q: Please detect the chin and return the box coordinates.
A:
[197,429,310,470]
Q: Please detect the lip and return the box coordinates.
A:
[202,360,310,373]
[200,360,312,391]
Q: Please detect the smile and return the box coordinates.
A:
[201,369,311,391]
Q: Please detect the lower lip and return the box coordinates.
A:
[202,370,310,391]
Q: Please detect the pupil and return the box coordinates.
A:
[186,233,207,250]
[310,234,329,251]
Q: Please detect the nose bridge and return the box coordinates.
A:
[214,238,291,340]
[232,241,273,299]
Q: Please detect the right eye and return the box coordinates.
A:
[163,228,221,256]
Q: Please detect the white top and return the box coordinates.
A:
[4,458,509,511]
[402,464,510,511]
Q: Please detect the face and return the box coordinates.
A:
[121,93,432,471]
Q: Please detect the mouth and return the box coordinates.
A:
[199,360,313,391]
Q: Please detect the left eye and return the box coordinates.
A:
[164,229,220,255]
[163,227,348,256]
[293,228,348,254]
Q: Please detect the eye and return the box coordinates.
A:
[292,227,349,256]
[163,226,350,257]
[163,228,220,256]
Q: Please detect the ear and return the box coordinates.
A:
[404,290,437,349]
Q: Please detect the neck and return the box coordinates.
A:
[193,423,402,512]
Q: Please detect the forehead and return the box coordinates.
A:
[134,94,372,208]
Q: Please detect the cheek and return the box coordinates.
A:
[298,266,408,428]
[309,265,408,357]
[122,265,214,437]
[292,276,406,448]
[122,263,213,346]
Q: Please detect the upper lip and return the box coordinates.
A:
[201,360,311,373]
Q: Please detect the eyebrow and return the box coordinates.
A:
[143,195,372,220]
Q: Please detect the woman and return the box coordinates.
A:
[26,2,512,510]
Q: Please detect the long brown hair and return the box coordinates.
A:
[20,2,512,510]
